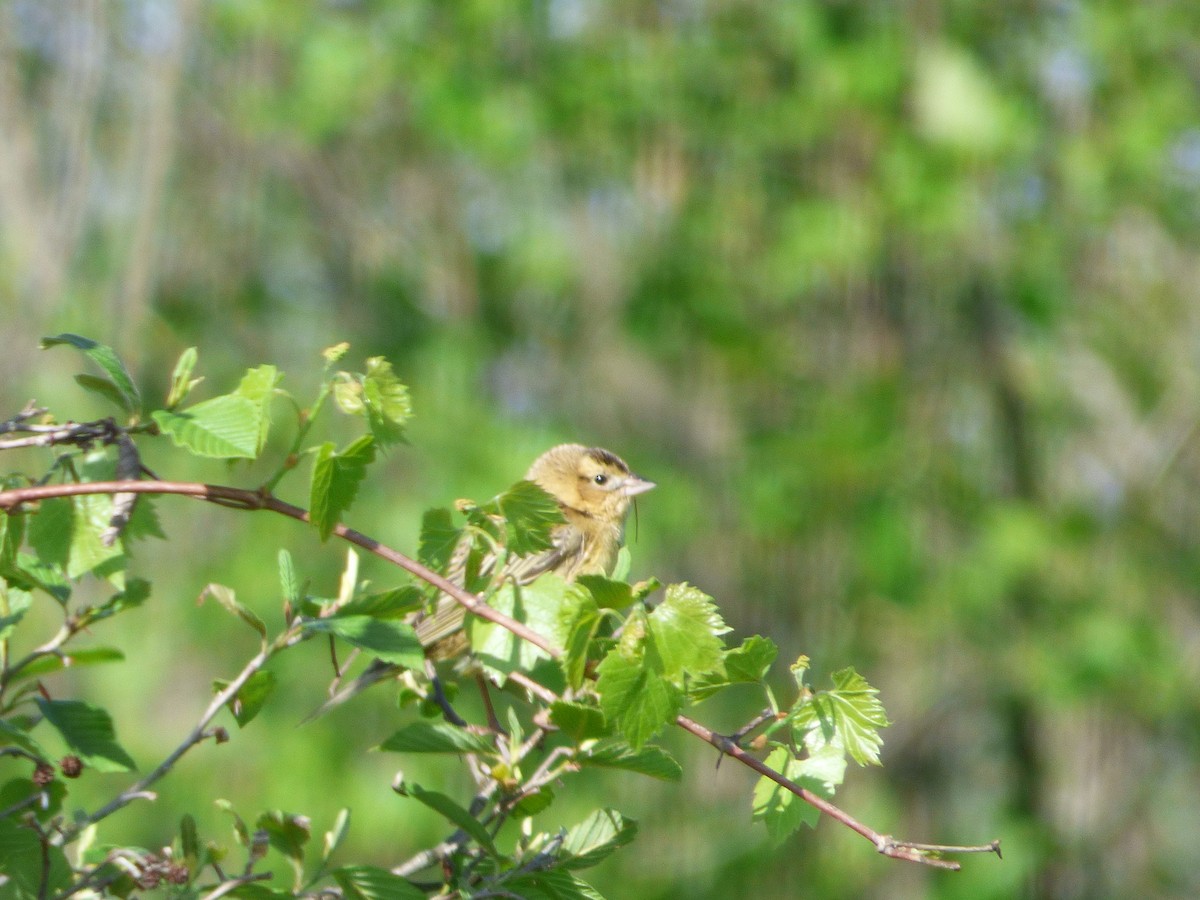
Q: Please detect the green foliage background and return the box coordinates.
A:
[3,1,1200,897]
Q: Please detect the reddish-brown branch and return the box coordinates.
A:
[0,478,998,869]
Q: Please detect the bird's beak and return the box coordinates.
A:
[623,475,656,496]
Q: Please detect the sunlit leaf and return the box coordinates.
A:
[36,699,137,772]
[303,615,423,669]
[377,721,496,754]
[152,394,261,458]
[310,435,376,541]
[42,333,140,413]
[560,809,637,870]
[332,865,424,900]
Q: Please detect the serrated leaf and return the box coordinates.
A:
[36,699,137,772]
[152,394,261,458]
[166,346,200,408]
[595,649,681,749]
[304,616,423,669]
[417,507,460,571]
[401,784,497,857]
[689,635,779,701]
[504,870,606,900]
[310,435,376,541]
[753,746,818,841]
[361,357,412,447]
[377,721,496,755]
[42,333,140,413]
[647,583,729,683]
[68,490,125,581]
[215,670,277,727]
[482,480,565,556]
[332,865,424,900]
[793,667,889,767]
[579,739,681,781]
[470,575,565,681]
[560,809,637,870]
[794,740,848,795]
[549,701,610,743]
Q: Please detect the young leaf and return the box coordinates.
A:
[578,739,682,781]
[234,364,281,455]
[595,649,682,749]
[278,550,300,606]
[560,809,638,870]
[556,584,601,690]
[399,784,497,857]
[166,346,200,408]
[257,809,311,882]
[309,435,376,541]
[752,746,819,841]
[42,333,140,414]
[470,575,566,681]
[504,870,606,900]
[215,670,277,728]
[689,635,779,702]
[793,667,890,767]
[575,574,634,610]
[35,699,137,772]
[377,721,496,755]
[303,616,423,669]
[482,480,565,555]
[74,374,134,412]
[335,586,424,619]
[332,865,424,900]
[361,357,413,447]
[0,584,32,641]
[152,394,262,458]
[646,583,729,684]
[322,809,351,868]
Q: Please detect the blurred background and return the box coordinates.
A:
[3,1,1200,897]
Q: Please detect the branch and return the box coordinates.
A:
[1,478,998,869]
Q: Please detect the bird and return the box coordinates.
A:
[315,444,654,714]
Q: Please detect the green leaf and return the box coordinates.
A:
[575,574,634,610]
[549,701,610,742]
[180,813,200,871]
[322,809,351,867]
[234,364,281,454]
[470,575,566,681]
[332,865,424,900]
[278,550,300,606]
[74,374,134,412]
[361,357,412,446]
[0,583,32,640]
[152,394,262,458]
[504,869,606,900]
[36,699,137,772]
[303,615,423,669]
[560,809,637,870]
[400,783,497,857]
[646,583,728,684]
[336,586,424,619]
[417,507,460,570]
[557,585,601,690]
[482,480,565,556]
[377,721,496,755]
[166,346,200,408]
[257,809,311,878]
[689,635,779,702]
[15,646,125,681]
[0,718,51,759]
[331,868,424,900]
[0,775,66,823]
[595,649,682,749]
[199,583,267,639]
[42,333,140,413]
[579,739,681,781]
[0,817,72,898]
[793,667,890,767]
[67,490,125,581]
[753,746,818,841]
[215,670,277,727]
[309,434,376,541]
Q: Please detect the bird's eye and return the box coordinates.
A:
[593,474,608,486]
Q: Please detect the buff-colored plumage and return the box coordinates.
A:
[314,445,653,714]
[416,444,655,655]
